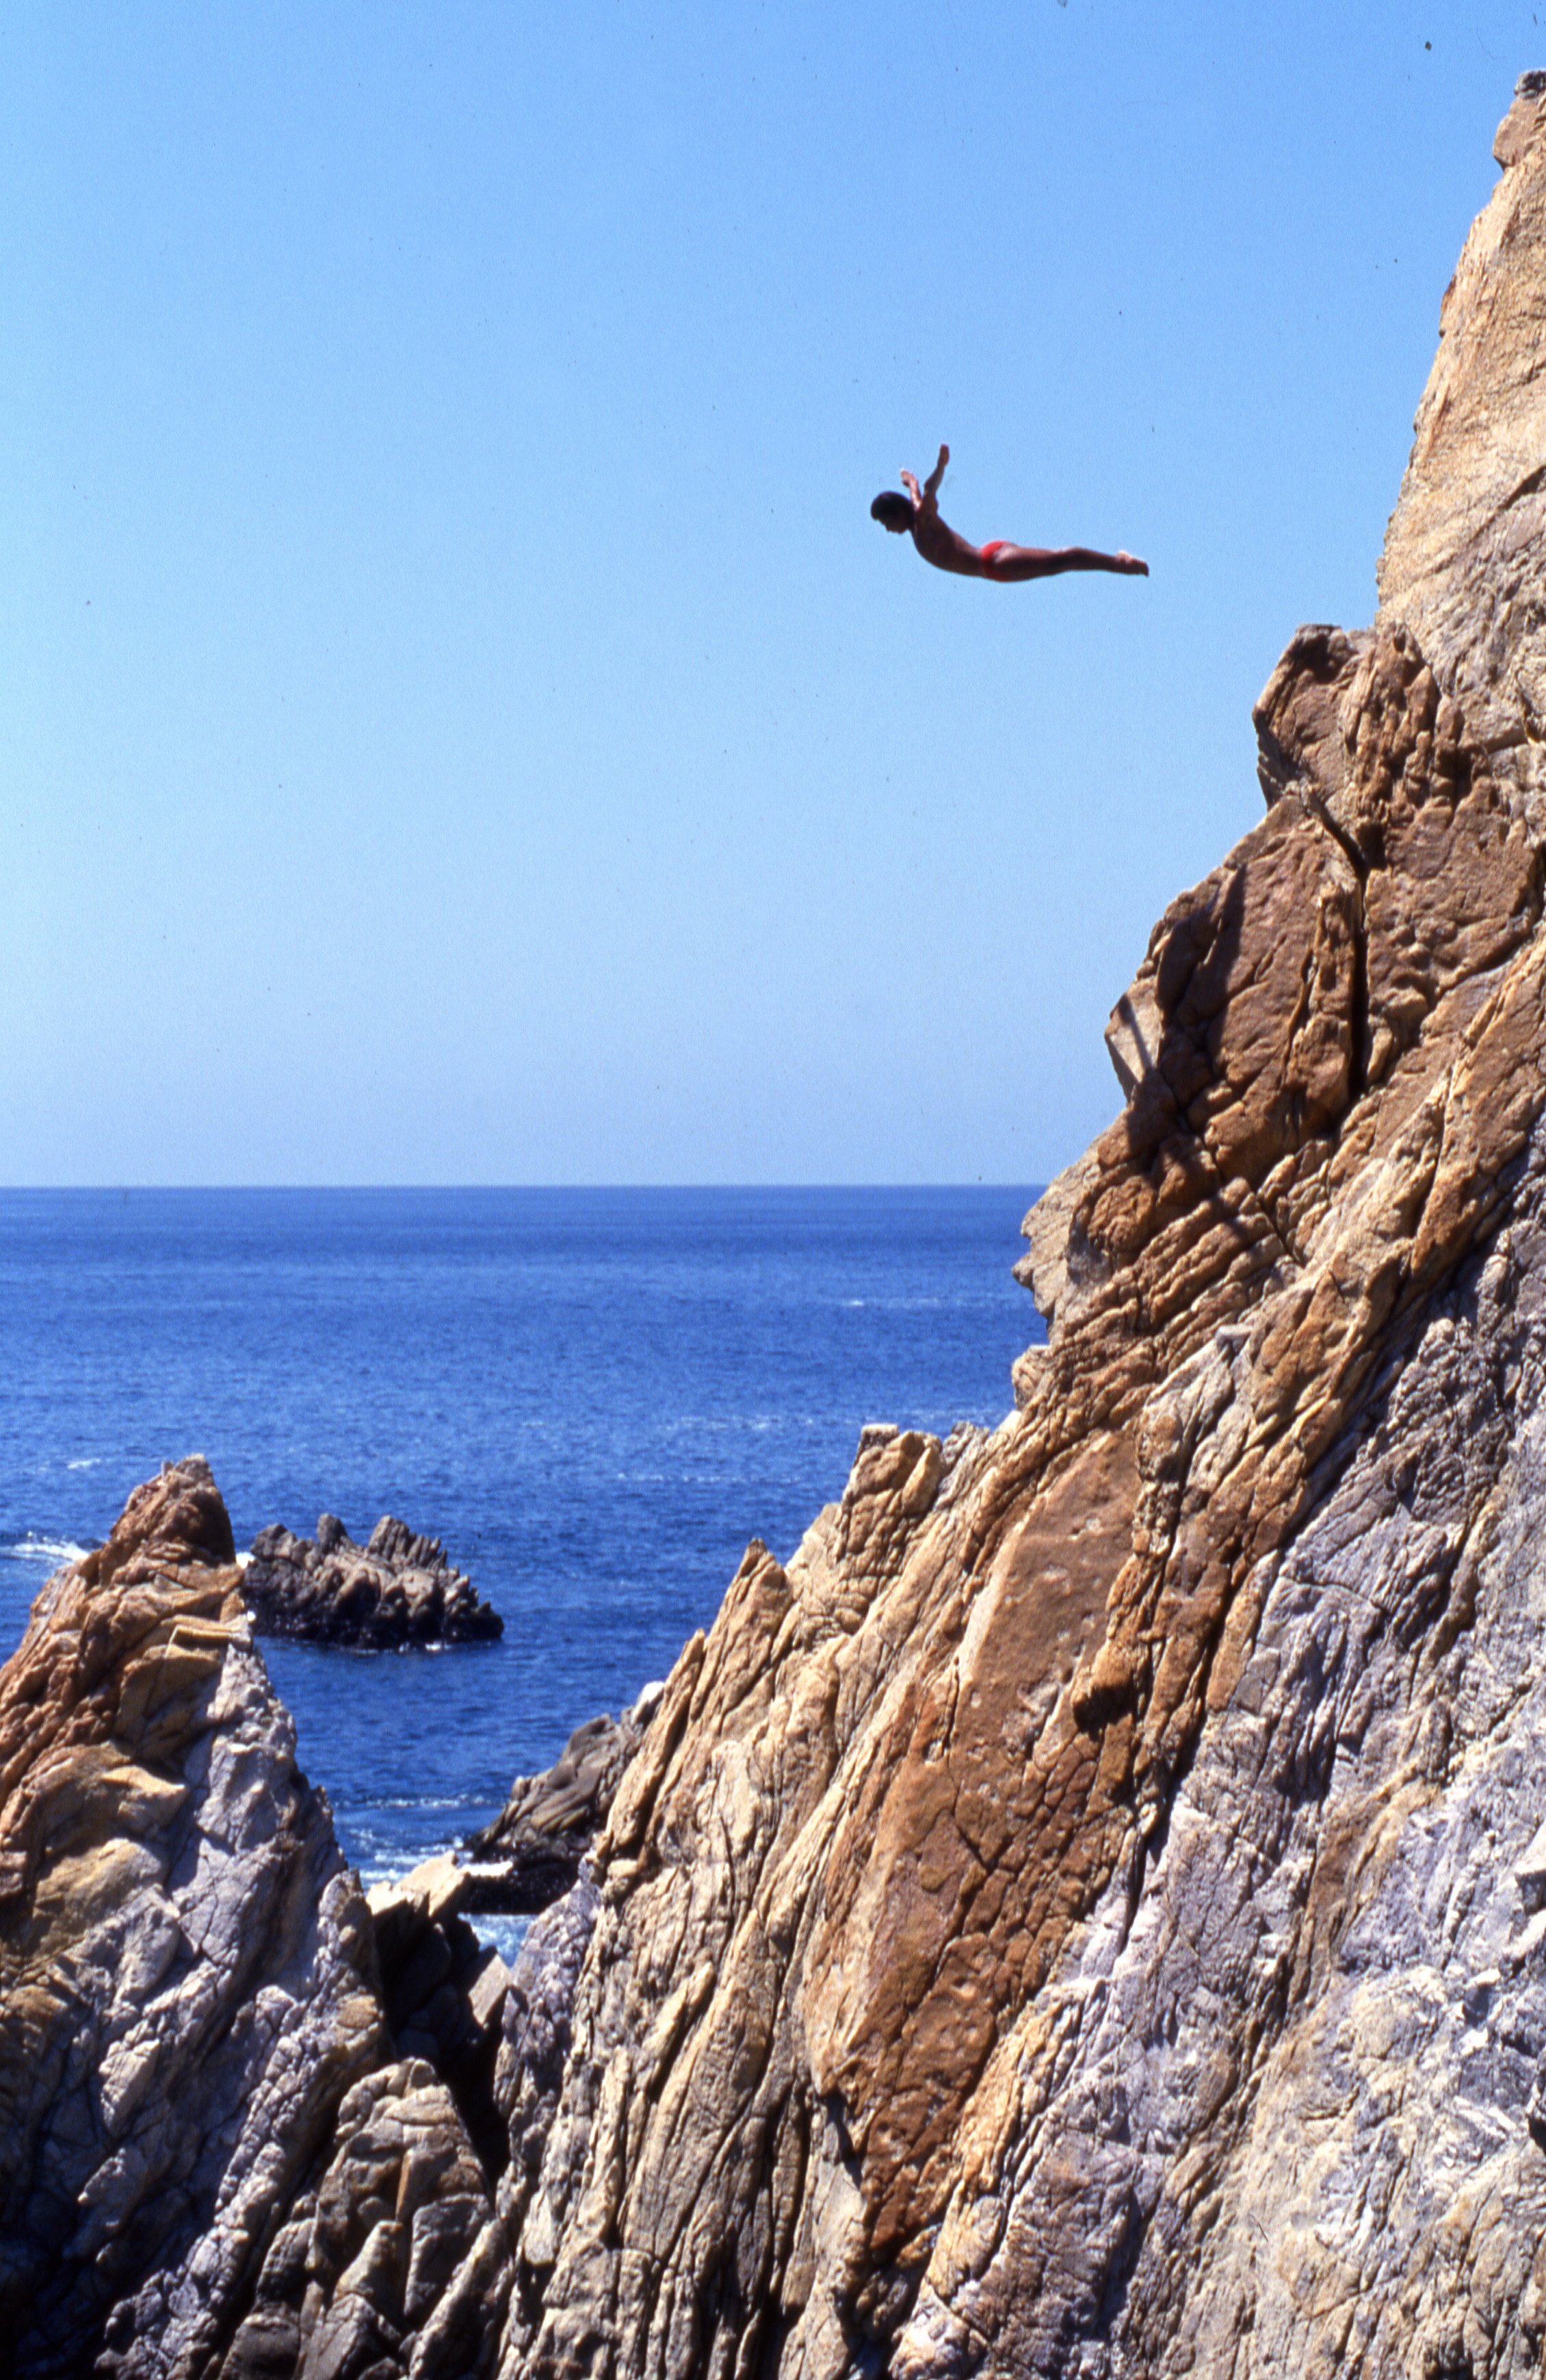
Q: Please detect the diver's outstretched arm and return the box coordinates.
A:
[900,445,949,523]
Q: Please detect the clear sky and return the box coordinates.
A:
[4,1,1542,1185]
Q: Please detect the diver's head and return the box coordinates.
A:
[870,491,914,532]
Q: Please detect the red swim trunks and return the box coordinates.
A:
[979,540,1012,570]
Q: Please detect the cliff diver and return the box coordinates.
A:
[872,445,1148,582]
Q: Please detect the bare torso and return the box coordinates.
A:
[893,446,1147,583]
[908,508,993,576]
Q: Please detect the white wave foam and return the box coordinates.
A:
[65,1458,102,1472]
[3,1534,93,1566]
[340,1795,482,1814]
[473,1911,532,1965]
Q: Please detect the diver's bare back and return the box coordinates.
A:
[871,444,1147,583]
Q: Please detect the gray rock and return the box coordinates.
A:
[366,1857,511,2175]
[0,1460,509,2380]
[464,1684,665,1914]
[217,2059,505,2380]
[244,1515,502,1649]
[0,1459,385,2379]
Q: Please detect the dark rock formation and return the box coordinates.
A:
[244,1512,503,1647]
[464,1684,666,1914]
[220,2054,506,2380]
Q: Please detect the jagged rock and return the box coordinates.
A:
[467,77,1546,2380]
[216,2059,504,2380]
[0,1457,384,2377]
[0,1460,506,2379]
[244,1514,502,1648]
[464,1684,666,1914]
[367,1856,511,2173]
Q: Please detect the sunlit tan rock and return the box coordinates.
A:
[490,75,1546,2380]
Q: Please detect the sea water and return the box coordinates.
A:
[0,1188,1045,1946]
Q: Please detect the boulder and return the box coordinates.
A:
[244,1513,502,1648]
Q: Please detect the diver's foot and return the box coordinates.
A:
[1116,551,1149,576]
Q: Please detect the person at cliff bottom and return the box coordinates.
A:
[872,444,1148,582]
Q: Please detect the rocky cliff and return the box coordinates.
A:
[9,73,1546,2380]
[486,75,1546,2378]
[0,1459,506,2379]
[465,1687,666,1916]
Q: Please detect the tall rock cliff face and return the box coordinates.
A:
[488,77,1546,2378]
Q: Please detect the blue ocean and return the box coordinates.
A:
[0,1189,1044,1948]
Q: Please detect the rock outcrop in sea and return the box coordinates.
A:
[245,1512,503,1647]
[9,72,1546,2380]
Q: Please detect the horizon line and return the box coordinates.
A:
[0,1179,1049,1196]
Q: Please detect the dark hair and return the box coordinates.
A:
[870,491,914,529]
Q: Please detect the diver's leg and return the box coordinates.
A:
[987,544,1148,580]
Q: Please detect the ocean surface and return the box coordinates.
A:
[0,1188,1045,1953]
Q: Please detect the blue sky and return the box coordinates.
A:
[3,1,1542,1184]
